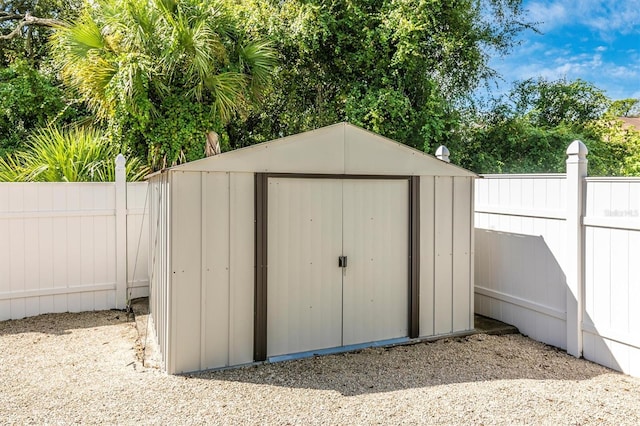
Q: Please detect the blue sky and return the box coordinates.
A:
[487,0,640,100]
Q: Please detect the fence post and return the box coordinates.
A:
[566,140,587,357]
[435,145,450,163]
[115,154,128,310]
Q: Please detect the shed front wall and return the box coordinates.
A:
[153,170,474,374]
[418,175,474,338]
[167,171,254,374]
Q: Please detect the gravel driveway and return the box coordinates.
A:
[1,310,640,425]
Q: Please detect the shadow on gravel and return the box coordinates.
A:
[0,310,130,336]
[195,335,615,396]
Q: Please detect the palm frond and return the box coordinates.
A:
[0,126,149,182]
[205,72,248,122]
[48,0,276,146]
[240,40,277,100]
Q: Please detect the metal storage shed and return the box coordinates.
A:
[148,122,476,374]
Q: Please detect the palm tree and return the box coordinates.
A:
[50,0,275,168]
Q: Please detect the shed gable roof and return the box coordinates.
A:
[171,122,476,177]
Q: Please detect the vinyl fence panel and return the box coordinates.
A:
[0,170,149,321]
[475,175,568,350]
[583,178,640,376]
[474,148,640,377]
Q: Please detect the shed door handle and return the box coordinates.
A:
[338,255,348,268]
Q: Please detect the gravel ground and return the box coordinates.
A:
[1,310,640,425]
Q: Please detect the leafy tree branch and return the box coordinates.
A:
[0,11,64,40]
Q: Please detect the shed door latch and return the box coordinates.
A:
[338,255,348,268]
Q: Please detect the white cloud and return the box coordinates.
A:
[543,46,572,57]
[525,1,567,31]
[524,0,640,35]
[595,46,607,52]
[517,40,548,55]
[490,49,640,99]
[609,65,639,79]
[533,53,620,79]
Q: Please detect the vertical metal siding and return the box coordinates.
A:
[434,176,454,335]
[193,171,256,370]
[163,174,171,372]
[201,172,231,369]
[170,172,202,373]
[149,177,158,369]
[419,176,435,337]
[148,173,170,373]
[148,164,475,373]
[266,177,412,356]
[452,177,472,332]
[228,172,255,365]
[266,178,343,357]
[342,179,408,345]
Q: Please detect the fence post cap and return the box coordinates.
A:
[435,145,450,156]
[566,140,588,158]
[115,154,126,168]
[435,145,450,162]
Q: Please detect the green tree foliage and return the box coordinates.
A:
[1,0,82,66]
[225,0,532,152]
[0,125,149,181]
[586,112,640,176]
[50,0,275,169]
[0,60,85,156]
[608,98,640,118]
[510,77,610,127]
[456,78,640,175]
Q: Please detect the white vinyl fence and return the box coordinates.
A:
[475,141,640,377]
[0,156,149,321]
[4,146,640,378]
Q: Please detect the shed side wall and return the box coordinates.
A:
[148,173,171,372]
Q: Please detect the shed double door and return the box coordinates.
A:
[267,177,408,357]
